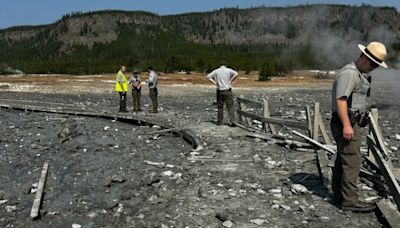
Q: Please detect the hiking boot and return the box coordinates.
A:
[229,122,236,127]
[149,110,158,113]
[119,109,128,113]
[341,201,376,212]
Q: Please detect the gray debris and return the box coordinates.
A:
[290,184,309,194]
[5,205,17,213]
[222,220,234,228]
[251,218,268,225]
[111,175,125,183]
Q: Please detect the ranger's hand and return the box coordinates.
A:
[343,125,354,141]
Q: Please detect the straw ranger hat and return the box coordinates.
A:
[358,42,388,68]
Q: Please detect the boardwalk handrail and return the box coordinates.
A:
[237,109,308,129]
[236,97,262,109]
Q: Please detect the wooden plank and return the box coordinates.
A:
[237,96,243,122]
[238,96,251,126]
[367,136,400,210]
[188,158,253,162]
[291,130,336,154]
[236,97,262,109]
[313,102,320,141]
[142,127,185,135]
[30,162,49,219]
[306,105,313,138]
[369,112,389,159]
[236,121,259,132]
[316,150,332,193]
[237,110,308,129]
[284,139,312,148]
[246,132,272,141]
[368,108,379,168]
[263,99,277,135]
[262,99,270,133]
[318,114,332,145]
[377,199,400,228]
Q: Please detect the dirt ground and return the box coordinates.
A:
[0,70,399,228]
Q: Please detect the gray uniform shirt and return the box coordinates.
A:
[148,71,158,89]
[129,76,141,90]
[207,66,238,91]
[331,62,371,113]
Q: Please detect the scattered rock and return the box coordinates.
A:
[144,160,166,168]
[251,218,268,225]
[290,184,309,194]
[222,220,234,228]
[111,175,125,183]
[72,224,82,228]
[161,170,174,177]
[87,211,98,219]
[106,200,118,210]
[253,154,262,163]
[216,211,229,221]
[5,205,17,213]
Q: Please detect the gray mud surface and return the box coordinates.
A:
[0,73,399,228]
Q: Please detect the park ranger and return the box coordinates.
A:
[331,41,387,212]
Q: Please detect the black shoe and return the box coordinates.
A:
[119,110,128,113]
[229,122,236,127]
[149,110,158,113]
[330,194,342,206]
[341,201,376,212]
[216,121,223,126]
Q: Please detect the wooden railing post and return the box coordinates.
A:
[263,99,277,134]
[313,102,320,141]
[306,105,313,138]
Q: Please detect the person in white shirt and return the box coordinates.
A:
[147,66,159,113]
[207,61,238,127]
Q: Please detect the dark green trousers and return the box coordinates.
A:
[149,88,158,112]
[217,89,235,124]
[331,120,362,206]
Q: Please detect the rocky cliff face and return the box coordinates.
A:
[1,5,399,50]
[164,5,400,45]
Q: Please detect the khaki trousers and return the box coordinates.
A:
[331,120,362,206]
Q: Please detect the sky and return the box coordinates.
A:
[0,0,399,29]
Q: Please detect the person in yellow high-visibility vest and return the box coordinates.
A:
[115,65,128,112]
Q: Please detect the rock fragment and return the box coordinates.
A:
[251,218,268,225]
[222,220,234,228]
